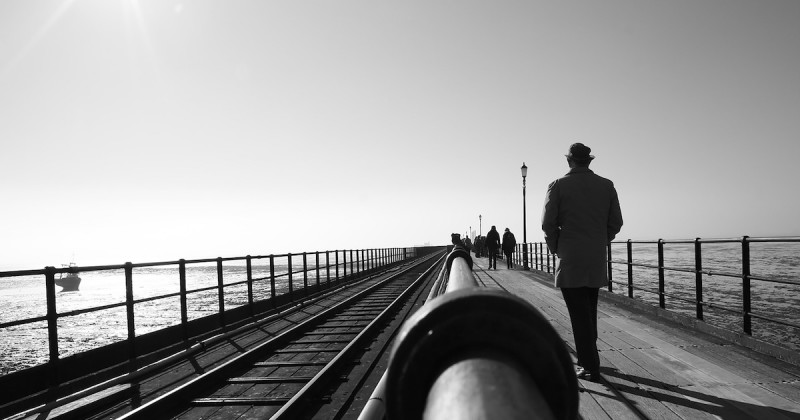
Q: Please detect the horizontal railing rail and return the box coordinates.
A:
[0,246,445,384]
[383,247,578,420]
[511,236,800,348]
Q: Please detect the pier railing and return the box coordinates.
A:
[515,236,800,351]
[0,246,443,383]
[379,247,578,420]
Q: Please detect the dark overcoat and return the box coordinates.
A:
[541,167,623,288]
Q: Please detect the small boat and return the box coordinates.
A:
[56,263,81,291]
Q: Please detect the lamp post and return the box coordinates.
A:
[521,163,529,270]
[479,215,482,237]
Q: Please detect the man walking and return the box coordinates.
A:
[485,226,501,270]
[502,228,517,269]
[541,143,623,382]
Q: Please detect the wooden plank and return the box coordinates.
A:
[577,379,642,420]
[597,360,684,420]
[721,383,800,418]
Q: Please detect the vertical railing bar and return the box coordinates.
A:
[626,240,633,299]
[742,236,752,335]
[335,251,340,285]
[269,255,276,308]
[694,239,703,321]
[216,257,225,327]
[246,256,254,317]
[546,246,551,274]
[179,259,189,343]
[325,251,330,287]
[315,251,321,288]
[44,266,59,386]
[540,242,544,271]
[288,253,294,301]
[125,262,136,368]
[303,252,308,297]
[350,249,354,277]
[607,243,613,292]
[658,239,665,309]
[343,248,347,280]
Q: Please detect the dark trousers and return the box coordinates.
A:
[504,250,513,268]
[488,249,498,268]
[561,287,600,374]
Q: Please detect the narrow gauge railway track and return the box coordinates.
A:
[100,252,444,420]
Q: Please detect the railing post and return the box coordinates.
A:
[546,247,551,274]
[343,249,348,280]
[607,243,613,292]
[303,252,308,297]
[626,240,633,298]
[288,253,294,300]
[44,266,59,386]
[335,251,340,284]
[325,251,330,286]
[540,243,544,271]
[694,239,703,321]
[217,257,225,327]
[246,256,254,316]
[125,262,136,367]
[742,236,752,335]
[658,239,665,309]
[315,251,320,288]
[350,249,354,275]
[269,255,277,307]
[179,259,188,343]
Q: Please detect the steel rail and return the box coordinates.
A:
[270,252,446,419]
[114,252,443,419]
[2,258,422,420]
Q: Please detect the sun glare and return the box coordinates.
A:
[1,0,76,77]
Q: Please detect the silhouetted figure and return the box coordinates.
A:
[451,233,463,247]
[485,226,501,270]
[542,143,623,383]
[502,228,516,269]
[464,236,473,252]
[473,236,485,257]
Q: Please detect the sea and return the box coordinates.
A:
[0,256,327,376]
[605,240,800,352]
[1,242,799,377]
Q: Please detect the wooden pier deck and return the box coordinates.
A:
[471,256,800,420]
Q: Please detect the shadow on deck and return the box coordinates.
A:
[470,255,800,420]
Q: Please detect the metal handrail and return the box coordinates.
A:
[383,247,578,420]
[0,246,442,382]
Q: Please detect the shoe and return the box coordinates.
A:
[576,367,601,382]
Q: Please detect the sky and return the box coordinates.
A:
[1,0,799,269]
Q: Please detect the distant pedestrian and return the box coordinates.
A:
[464,236,473,252]
[502,228,516,269]
[474,236,485,257]
[541,143,623,383]
[485,226,501,269]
